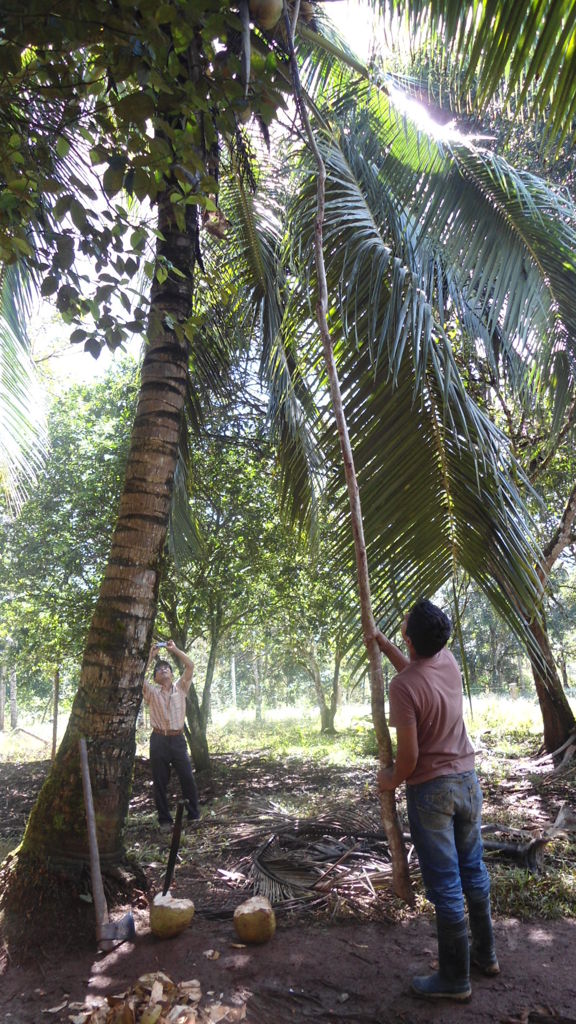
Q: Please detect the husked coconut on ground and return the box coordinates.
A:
[233,895,276,944]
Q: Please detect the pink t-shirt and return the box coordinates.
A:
[389,647,475,785]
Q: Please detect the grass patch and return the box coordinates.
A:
[490,861,576,919]
[207,703,378,766]
[465,696,544,754]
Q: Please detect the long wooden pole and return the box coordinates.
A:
[284,5,413,903]
[79,738,112,950]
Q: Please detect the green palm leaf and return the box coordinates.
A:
[366,0,576,149]
[279,83,575,647]
[0,264,47,509]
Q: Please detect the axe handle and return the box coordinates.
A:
[79,738,110,941]
[162,800,185,896]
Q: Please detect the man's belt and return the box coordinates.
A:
[152,728,183,736]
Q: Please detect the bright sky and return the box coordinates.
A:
[330,0,373,59]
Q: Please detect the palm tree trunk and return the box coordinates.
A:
[18,186,196,866]
[286,10,412,904]
[528,483,576,756]
[185,616,220,772]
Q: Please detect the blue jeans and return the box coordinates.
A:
[406,770,490,921]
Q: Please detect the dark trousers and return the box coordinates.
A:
[150,732,199,823]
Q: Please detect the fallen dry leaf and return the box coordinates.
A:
[202,949,220,961]
[140,1004,163,1024]
[43,1001,69,1014]
[150,980,164,1005]
[179,981,202,1002]
[138,974,175,992]
[166,1006,197,1023]
[205,1005,229,1023]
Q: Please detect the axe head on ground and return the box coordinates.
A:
[98,911,136,950]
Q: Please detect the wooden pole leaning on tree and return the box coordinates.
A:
[285,3,413,905]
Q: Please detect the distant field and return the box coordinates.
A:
[0,694,554,765]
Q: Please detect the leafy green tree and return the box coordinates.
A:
[0,357,137,702]
[156,395,307,768]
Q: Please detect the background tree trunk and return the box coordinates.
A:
[0,666,5,732]
[306,649,330,731]
[10,669,17,730]
[230,653,237,708]
[51,666,59,761]
[185,681,211,772]
[528,618,576,760]
[254,656,262,723]
[326,648,342,734]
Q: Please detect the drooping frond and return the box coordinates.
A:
[280,82,563,646]
[205,160,324,534]
[331,337,543,643]
[292,90,576,419]
[0,264,47,510]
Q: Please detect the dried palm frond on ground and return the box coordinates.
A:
[186,800,576,921]
[187,809,417,919]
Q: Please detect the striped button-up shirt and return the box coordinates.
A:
[143,676,191,732]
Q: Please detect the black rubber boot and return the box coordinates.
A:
[411,915,472,1001]
[467,894,500,976]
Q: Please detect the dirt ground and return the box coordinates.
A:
[1,749,575,1024]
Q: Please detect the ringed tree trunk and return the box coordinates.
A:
[529,483,576,756]
[16,187,196,868]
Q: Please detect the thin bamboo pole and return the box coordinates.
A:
[284,4,413,903]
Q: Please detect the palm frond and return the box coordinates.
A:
[291,91,576,418]
[316,331,545,660]
[280,88,555,648]
[367,0,576,150]
[203,163,324,534]
[0,264,47,510]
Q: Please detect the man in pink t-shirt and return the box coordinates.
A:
[375,600,499,1002]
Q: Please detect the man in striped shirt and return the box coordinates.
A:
[143,639,200,829]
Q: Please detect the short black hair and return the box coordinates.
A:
[405,600,452,657]
[153,658,173,677]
